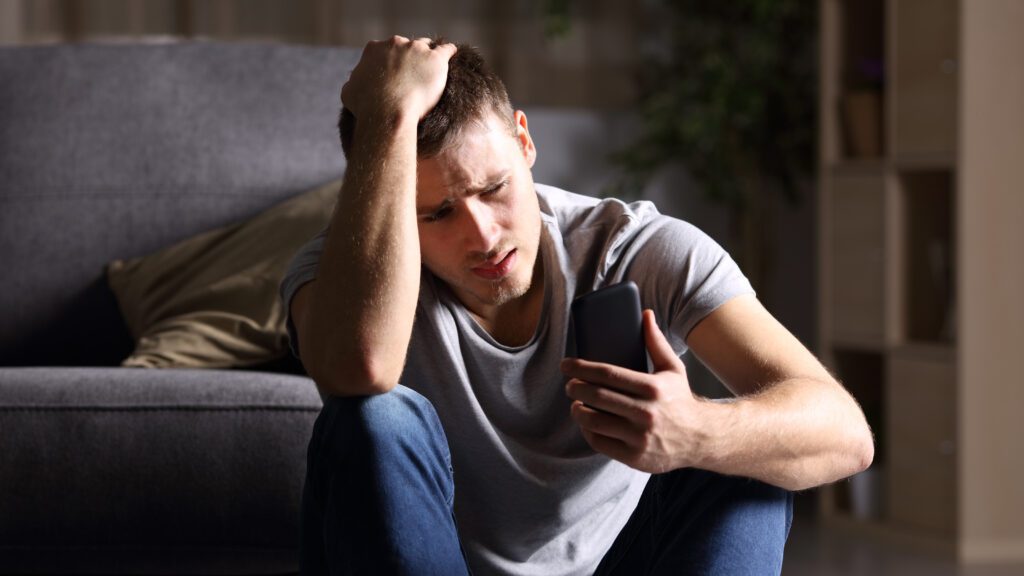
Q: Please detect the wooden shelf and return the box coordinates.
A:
[890,342,955,363]
[820,0,1024,563]
[829,158,888,175]
[890,152,957,171]
[829,338,889,353]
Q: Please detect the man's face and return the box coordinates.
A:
[415,110,541,317]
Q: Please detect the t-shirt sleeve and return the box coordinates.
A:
[278,226,328,359]
[620,215,754,356]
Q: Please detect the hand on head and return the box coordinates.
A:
[341,36,458,124]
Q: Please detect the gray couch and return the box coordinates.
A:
[0,41,361,574]
[0,39,630,574]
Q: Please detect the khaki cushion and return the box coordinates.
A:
[107,179,339,368]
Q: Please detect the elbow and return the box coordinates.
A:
[849,401,877,475]
[856,424,876,474]
[303,350,401,398]
[791,411,877,492]
[292,287,405,397]
[316,371,398,398]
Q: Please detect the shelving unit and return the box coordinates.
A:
[818,0,1024,563]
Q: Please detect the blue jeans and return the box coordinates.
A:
[301,386,793,575]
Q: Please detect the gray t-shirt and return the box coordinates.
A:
[280,183,753,576]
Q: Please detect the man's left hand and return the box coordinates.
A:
[561,309,709,474]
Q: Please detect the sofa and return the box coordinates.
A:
[0,40,633,574]
[0,40,360,574]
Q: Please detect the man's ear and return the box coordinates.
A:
[514,110,537,168]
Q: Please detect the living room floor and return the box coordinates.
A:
[782,492,1024,575]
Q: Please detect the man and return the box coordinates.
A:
[281,37,873,575]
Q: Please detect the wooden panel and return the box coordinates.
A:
[891,0,959,157]
[958,0,1024,561]
[819,0,841,166]
[830,172,886,343]
[886,351,957,535]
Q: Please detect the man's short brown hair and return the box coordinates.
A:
[338,40,515,160]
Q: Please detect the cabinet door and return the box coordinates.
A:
[892,0,959,157]
[886,351,957,535]
[830,172,886,343]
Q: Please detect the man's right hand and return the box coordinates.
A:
[341,36,457,125]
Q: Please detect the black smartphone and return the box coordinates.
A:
[570,281,648,373]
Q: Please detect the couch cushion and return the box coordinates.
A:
[107,178,338,369]
[0,367,322,574]
[0,42,359,365]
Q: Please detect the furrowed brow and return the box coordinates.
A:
[463,173,510,196]
[416,171,510,215]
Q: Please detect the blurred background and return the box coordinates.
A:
[1,1,1021,574]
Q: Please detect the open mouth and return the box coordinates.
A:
[471,249,517,280]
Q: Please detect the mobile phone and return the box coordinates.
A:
[570,281,648,373]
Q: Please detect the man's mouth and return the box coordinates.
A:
[471,249,517,280]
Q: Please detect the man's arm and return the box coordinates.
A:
[561,294,874,491]
[292,37,456,397]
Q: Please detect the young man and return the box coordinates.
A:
[281,37,874,575]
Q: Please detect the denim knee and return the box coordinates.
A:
[328,385,445,444]
[670,471,793,575]
[597,468,793,576]
[311,385,454,502]
[302,386,468,576]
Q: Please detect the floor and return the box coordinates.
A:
[782,493,1024,575]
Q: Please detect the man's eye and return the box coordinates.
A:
[425,207,453,222]
[484,181,508,196]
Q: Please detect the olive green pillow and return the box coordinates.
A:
[107,179,339,368]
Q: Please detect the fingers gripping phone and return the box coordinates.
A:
[570,281,649,373]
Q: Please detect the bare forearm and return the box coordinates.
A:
[563,300,875,488]
[303,113,420,395]
[297,38,456,396]
[694,378,875,491]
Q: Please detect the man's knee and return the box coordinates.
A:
[310,385,451,479]
[335,385,441,436]
[628,469,792,575]
[714,476,793,541]
[675,471,793,574]
[303,387,467,575]
[314,384,439,444]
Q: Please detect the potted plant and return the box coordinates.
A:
[609,1,817,296]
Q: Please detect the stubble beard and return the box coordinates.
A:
[465,241,539,309]
[488,274,531,307]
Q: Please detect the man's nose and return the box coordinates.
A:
[461,199,500,252]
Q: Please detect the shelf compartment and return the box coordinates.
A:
[899,170,956,345]
[828,349,887,520]
[839,0,886,160]
[890,0,959,158]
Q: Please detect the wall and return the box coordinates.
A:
[2,0,640,109]
[959,0,1024,562]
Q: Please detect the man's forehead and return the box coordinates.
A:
[418,126,515,189]
[438,112,514,154]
